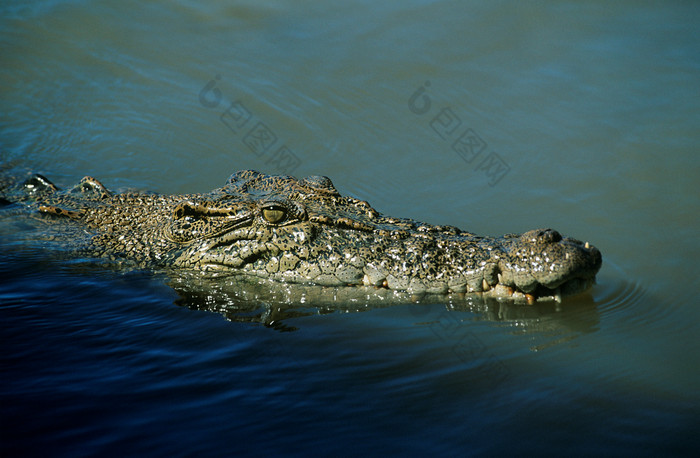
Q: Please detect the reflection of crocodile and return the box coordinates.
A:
[169,269,601,337]
[1,169,601,303]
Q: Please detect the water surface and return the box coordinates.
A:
[2,1,699,455]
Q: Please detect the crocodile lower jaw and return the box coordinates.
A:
[481,276,595,304]
[199,262,596,304]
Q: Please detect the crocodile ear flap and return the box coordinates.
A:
[38,205,85,220]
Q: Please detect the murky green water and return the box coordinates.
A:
[2,1,699,455]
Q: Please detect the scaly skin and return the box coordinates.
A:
[1,169,602,302]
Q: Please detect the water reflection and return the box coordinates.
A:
[168,270,602,340]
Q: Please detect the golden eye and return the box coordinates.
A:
[262,207,286,224]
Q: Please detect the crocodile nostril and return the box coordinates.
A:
[539,229,561,243]
[522,228,563,244]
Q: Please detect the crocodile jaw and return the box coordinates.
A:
[172,225,601,304]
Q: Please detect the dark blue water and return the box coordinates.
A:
[2,0,699,456]
[4,250,695,457]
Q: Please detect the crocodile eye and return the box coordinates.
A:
[262,206,286,224]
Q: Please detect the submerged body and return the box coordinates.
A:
[1,169,601,302]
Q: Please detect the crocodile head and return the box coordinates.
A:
[163,170,601,302]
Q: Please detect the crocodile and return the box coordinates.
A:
[0,169,602,303]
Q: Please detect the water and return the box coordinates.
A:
[2,0,699,455]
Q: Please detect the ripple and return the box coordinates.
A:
[592,260,672,330]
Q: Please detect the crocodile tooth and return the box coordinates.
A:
[554,287,562,303]
[482,279,491,291]
[497,273,503,284]
[585,241,590,249]
[525,293,536,305]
